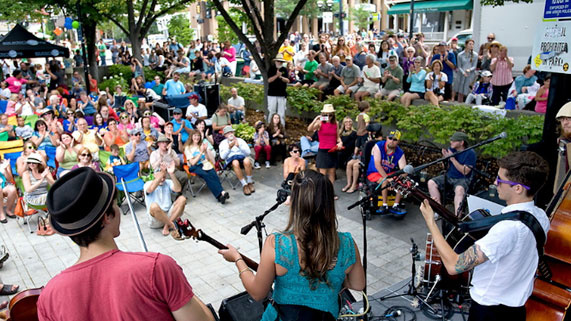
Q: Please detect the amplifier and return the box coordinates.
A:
[218,291,266,321]
[151,101,175,122]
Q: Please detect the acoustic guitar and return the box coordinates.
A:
[2,287,43,321]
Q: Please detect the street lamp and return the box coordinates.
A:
[317,0,335,34]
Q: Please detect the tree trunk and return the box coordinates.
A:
[83,19,99,80]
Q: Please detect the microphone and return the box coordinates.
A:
[481,132,507,144]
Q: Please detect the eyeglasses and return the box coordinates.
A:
[291,150,300,154]
[495,176,530,190]
[80,153,91,157]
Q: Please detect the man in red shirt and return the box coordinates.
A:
[38,168,214,321]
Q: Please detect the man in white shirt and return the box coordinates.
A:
[420,151,550,321]
[354,54,381,101]
[185,94,209,126]
[227,88,245,124]
[218,126,255,196]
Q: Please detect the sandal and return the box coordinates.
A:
[0,284,19,295]
[341,186,350,192]
[170,229,183,241]
[5,213,16,219]
[346,188,357,194]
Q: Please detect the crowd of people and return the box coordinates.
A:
[0,28,559,321]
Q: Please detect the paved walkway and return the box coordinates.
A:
[0,164,429,312]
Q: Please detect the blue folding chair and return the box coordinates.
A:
[45,146,57,170]
[113,162,145,213]
[3,151,21,177]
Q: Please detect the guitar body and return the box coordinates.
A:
[6,287,42,321]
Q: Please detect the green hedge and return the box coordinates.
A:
[221,84,546,158]
[101,65,166,94]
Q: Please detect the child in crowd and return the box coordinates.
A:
[253,121,271,169]
[355,101,370,155]
[35,64,46,85]
[534,76,550,114]
[0,81,10,100]
[465,70,493,105]
[105,144,125,173]
[5,94,18,115]
[15,116,33,141]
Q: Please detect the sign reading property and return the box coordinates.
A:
[531,21,571,74]
[544,0,571,19]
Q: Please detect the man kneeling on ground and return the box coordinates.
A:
[145,161,187,237]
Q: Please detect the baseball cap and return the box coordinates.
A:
[173,108,183,114]
[388,130,401,141]
[450,131,468,142]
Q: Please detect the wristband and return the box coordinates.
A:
[235,257,244,264]
[239,267,252,277]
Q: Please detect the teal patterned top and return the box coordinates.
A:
[261,231,356,321]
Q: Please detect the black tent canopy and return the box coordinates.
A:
[0,24,69,59]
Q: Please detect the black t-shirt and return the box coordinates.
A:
[268,65,288,97]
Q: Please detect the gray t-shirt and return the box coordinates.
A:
[340,65,361,86]
[317,62,333,82]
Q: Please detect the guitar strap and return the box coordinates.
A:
[458,210,552,279]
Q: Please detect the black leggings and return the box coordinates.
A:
[468,300,525,321]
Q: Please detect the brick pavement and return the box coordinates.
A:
[0,164,427,312]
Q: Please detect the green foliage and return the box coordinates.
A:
[106,64,133,84]
[323,95,358,120]
[232,123,255,142]
[286,86,322,113]
[216,9,253,44]
[98,76,129,94]
[350,6,372,30]
[377,104,544,158]
[168,15,195,46]
[276,0,320,19]
[142,67,166,82]
[220,82,264,106]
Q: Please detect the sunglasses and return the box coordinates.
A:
[495,176,530,190]
[388,137,399,141]
[80,153,91,157]
[133,133,141,136]
[121,116,129,119]
[291,150,300,154]
[143,113,151,116]
[27,145,36,150]
[173,113,182,115]
[488,37,495,40]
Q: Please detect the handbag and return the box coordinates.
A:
[14,197,24,217]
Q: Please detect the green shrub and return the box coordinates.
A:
[106,65,133,84]
[98,75,129,95]
[286,86,322,113]
[232,123,255,142]
[143,67,165,82]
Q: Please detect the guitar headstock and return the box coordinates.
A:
[174,218,202,240]
[388,176,418,197]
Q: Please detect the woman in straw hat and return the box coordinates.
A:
[308,104,343,199]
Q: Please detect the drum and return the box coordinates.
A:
[423,233,472,291]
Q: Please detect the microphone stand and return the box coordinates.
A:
[240,199,285,254]
[121,178,148,252]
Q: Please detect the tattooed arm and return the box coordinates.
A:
[420,200,489,275]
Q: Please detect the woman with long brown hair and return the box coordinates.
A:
[219,170,365,320]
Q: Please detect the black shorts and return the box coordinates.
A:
[409,91,425,99]
[355,134,368,149]
[301,79,315,86]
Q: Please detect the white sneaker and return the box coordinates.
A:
[254,162,261,169]
[265,161,271,168]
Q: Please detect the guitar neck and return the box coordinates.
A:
[410,189,459,227]
[200,232,259,271]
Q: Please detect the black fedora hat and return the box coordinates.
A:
[47,167,116,236]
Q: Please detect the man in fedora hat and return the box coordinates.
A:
[267,53,289,127]
[428,131,477,216]
[219,126,255,195]
[38,168,214,320]
[150,134,188,192]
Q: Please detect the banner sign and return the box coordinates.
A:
[531,21,571,74]
[544,0,571,20]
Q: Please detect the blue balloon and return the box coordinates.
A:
[144,82,154,89]
[64,17,73,29]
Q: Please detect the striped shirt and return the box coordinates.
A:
[491,57,514,86]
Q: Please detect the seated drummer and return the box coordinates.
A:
[366,129,407,215]
[420,151,550,321]
[428,131,476,217]
[37,168,214,321]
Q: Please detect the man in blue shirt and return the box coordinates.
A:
[171,108,193,143]
[428,131,476,217]
[366,130,407,215]
[162,72,185,97]
[431,42,456,101]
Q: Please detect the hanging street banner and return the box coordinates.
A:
[531,20,571,74]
